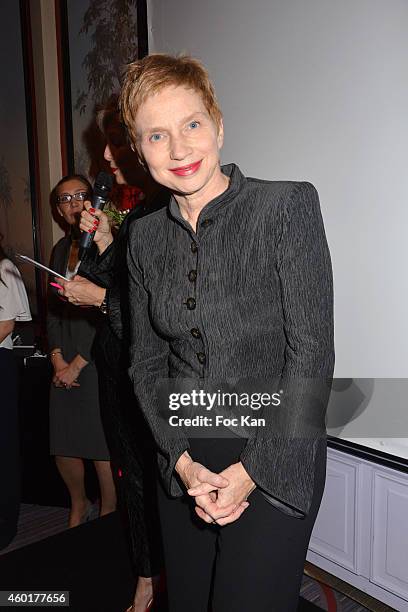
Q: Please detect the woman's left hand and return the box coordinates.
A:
[53,362,81,389]
[188,462,256,526]
[53,354,88,389]
[56,276,106,308]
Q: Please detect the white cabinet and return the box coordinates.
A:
[371,471,408,601]
[310,454,359,572]
[307,447,408,611]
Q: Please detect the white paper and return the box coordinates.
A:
[16,254,69,281]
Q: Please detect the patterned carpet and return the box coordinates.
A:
[0,504,375,611]
[0,504,70,555]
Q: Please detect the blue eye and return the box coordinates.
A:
[149,133,162,142]
[189,121,200,129]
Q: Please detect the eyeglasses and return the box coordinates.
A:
[56,192,89,206]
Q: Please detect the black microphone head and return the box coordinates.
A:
[94,171,114,198]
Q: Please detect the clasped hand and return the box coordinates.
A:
[177,454,255,526]
[52,357,81,389]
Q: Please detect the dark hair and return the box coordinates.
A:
[95,95,150,189]
[51,174,93,206]
[96,94,119,132]
[96,94,130,149]
[50,174,93,228]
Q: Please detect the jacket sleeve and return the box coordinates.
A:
[78,246,124,340]
[106,213,134,341]
[78,242,116,289]
[78,218,131,341]
[240,182,334,517]
[127,222,190,497]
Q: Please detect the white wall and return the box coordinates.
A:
[148,0,408,381]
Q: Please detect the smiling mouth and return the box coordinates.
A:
[169,160,202,176]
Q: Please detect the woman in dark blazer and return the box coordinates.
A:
[119,54,334,611]
[48,175,116,528]
[56,112,168,611]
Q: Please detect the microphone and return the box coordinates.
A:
[79,171,113,258]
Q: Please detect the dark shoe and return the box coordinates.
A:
[80,501,99,523]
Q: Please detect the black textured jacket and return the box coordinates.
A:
[127,164,334,518]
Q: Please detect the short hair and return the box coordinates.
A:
[120,54,223,151]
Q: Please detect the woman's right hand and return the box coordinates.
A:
[57,276,106,308]
[80,202,113,254]
[175,452,240,523]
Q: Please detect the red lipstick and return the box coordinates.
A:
[169,160,202,176]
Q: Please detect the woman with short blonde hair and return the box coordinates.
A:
[120,54,334,611]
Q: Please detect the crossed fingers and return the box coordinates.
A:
[195,499,249,526]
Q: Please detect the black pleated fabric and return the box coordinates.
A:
[78,190,169,575]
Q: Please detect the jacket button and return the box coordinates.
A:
[197,352,206,364]
[188,269,197,282]
[190,328,201,339]
[191,242,198,253]
[186,297,196,310]
[201,219,213,228]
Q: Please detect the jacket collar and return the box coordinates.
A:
[168,163,246,227]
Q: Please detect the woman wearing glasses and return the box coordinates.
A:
[47,174,116,527]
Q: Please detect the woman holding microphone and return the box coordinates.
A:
[57,105,167,611]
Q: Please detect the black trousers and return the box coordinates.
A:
[0,348,20,550]
[157,437,326,612]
